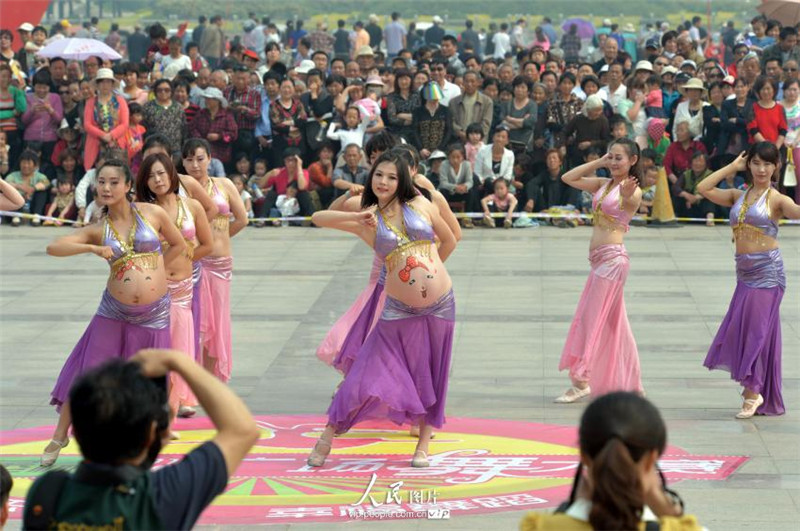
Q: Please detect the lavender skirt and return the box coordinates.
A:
[332,280,386,375]
[327,290,455,434]
[704,249,786,416]
[50,290,171,409]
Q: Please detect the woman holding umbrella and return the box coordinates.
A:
[83,68,129,170]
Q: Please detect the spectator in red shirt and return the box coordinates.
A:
[259,147,315,218]
[306,142,337,209]
[664,120,707,186]
[747,75,787,148]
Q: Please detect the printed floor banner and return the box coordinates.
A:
[0,416,749,524]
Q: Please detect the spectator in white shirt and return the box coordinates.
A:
[493,23,511,60]
[599,62,628,114]
[156,36,192,81]
[430,59,461,106]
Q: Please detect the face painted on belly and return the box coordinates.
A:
[398,256,435,298]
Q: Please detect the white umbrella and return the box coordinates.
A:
[36,38,122,61]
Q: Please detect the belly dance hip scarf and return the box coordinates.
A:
[559,244,643,396]
[704,248,786,415]
[199,256,234,382]
[50,290,171,409]
[167,277,198,410]
[327,289,456,434]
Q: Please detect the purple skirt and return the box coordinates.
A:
[50,290,172,409]
[704,249,786,415]
[192,261,202,363]
[332,282,386,375]
[327,290,455,434]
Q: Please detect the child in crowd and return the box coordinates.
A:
[247,158,268,200]
[646,119,670,164]
[50,120,82,169]
[43,177,76,225]
[6,150,50,226]
[481,178,518,228]
[125,102,146,175]
[269,182,300,227]
[579,148,608,216]
[639,166,659,216]
[644,74,665,118]
[232,175,254,219]
[609,115,629,140]
[327,106,369,158]
[425,150,447,189]
[465,123,485,167]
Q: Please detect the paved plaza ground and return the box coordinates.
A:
[0,223,798,530]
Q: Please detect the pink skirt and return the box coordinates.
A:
[199,256,233,382]
[559,244,643,396]
[316,254,386,367]
[168,277,198,412]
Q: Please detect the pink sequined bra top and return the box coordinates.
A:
[206,178,230,231]
[592,181,632,233]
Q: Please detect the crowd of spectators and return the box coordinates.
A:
[1,11,799,228]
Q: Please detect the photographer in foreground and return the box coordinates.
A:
[24,349,260,530]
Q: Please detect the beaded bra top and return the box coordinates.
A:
[592,180,632,233]
[206,178,230,231]
[730,188,778,245]
[376,203,435,272]
[161,196,196,261]
[103,203,161,280]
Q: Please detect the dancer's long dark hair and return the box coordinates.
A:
[744,141,781,185]
[361,150,418,209]
[576,392,668,531]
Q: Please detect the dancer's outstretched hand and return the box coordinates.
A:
[132,348,182,377]
[620,176,640,198]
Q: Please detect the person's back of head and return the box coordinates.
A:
[0,464,12,529]
[580,392,667,531]
[70,360,168,466]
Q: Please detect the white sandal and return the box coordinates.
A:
[41,437,69,467]
[554,385,591,404]
[736,395,764,419]
[411,450,430,468]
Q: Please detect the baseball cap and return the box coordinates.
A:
[18,23,35,32]
[645,37,660,49]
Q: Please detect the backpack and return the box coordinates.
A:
[23,463,163,530]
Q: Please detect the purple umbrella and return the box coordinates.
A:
[562,18,595,40]
[37,38,122,61]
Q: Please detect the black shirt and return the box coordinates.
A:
[334,29,350,55]
[151,441,228,530]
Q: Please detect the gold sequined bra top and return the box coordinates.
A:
[161,196,196,261]
[730,188,778,246]
[103,203,162,281]
[376,204,435,273]
[592,181,632,233]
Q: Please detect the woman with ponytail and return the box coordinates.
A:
[556,137,645,403]
[520,392,703,530]
[41,159,187,466]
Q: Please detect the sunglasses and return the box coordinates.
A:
[655,62,668,66]
[785,67,798,72]
[59,90,70,95]
[156,87,172,93]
